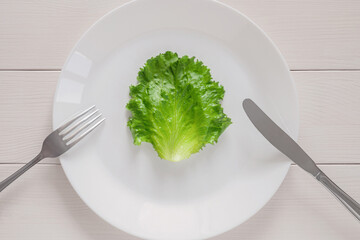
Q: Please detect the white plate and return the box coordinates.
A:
[53,0,298,239]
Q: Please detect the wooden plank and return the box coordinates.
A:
[0,164,359,239]
[1,71,360,164]
[215,165,360,240]
[0,0,359,70]
[0,71,59,164]
[0,164,139,240]
[0,0,129,70]
[295,71,360,163]
[222,0,360,70]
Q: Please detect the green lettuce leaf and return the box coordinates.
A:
[126,51,231,162]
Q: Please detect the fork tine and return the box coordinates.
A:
[63,114,102,143]
[60,109,99,136]
[67,118,105,147]
[56,105,95,132]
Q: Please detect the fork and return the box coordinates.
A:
[0,106,105,192]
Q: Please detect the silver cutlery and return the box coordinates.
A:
[0,106,105,192]
[243,98,360,221]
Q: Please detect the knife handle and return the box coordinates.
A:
[316,171,360,221]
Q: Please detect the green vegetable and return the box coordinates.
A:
[126,51,231,162]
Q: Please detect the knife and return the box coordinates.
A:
[243,98,360,221]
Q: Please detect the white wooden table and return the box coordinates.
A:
[1,1,360,239]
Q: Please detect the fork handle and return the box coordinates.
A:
[0,153,44,192]
[316,170,360,221]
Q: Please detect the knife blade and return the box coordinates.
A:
[243,98,360,221]
[242,98,320,177]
